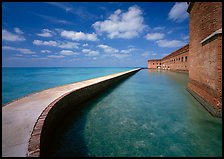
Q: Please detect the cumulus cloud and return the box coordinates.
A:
[153,26,165,31]
[33,40,57,46]
[14,28,24,34]
[97,44,135,58]
[92,5,146,39]
[2,29,25,41]
[33,40,79,49]
[58,42,79,49]
[168,2,188,22]
[41,50,51,53]
[2,46,35,54]
[60,30,98,41]
[156,39,186,47]
[37,29,55,37]
[141,51,156,57]
[82,49,99,56]
[48,55,64,58]
[97,44,119,53]
[60,50,79,56]
[120,48,137,54]
[83,43,89,47]
[145,33,165,40]
[110,54,130,58]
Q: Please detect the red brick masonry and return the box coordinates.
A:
[148,44,189,72]
[148,2,222,117]
[187,2,222,117]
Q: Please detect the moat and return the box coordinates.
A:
[43,69,222,157]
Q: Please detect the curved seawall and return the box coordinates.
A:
[2,68,141,157]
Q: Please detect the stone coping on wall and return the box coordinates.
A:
[2,68,141,157]
[200,28,222,44]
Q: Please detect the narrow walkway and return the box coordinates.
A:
[2,68,140,157]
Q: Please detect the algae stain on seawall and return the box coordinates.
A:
[2,67,134,105]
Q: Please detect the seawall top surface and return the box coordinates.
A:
[2,68,141,157]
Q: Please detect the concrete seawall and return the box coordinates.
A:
[2,68,141,157]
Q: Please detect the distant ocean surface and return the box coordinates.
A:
[2,67,134,105]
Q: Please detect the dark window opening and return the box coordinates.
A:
[181,57,183,62]
[153,63,154,65]
[185,56,188,62]
[160,63,161,65]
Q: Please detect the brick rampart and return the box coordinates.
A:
[148,44,189,72]
[187,2,222,117]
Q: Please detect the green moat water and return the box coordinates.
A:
[45,69,222,157]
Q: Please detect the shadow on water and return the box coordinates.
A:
[42,73,136,157]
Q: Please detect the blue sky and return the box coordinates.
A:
[2,2,189,67]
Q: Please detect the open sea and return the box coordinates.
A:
[2,67,134,105]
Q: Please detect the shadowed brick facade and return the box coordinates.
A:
[187,2,222,117]
[148,2,222,117]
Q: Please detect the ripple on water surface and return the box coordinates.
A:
[45,69,222,157]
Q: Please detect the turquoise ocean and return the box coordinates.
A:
[2,67,134,105]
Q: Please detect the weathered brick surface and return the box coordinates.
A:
[148,2,222,117]
[148,44,189,71]
[187,2,222,116]
[147,59,162,69]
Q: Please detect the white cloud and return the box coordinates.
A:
[182,35,189,40]
[111,54,130,58]
[97,44,119,53]
[120,48,136,54]
[92,5,146,39]
[33,40,57,46]
[14,28,24,34]
[48,55,64,58]
[83,43,88,47]
[3,45,35,54]
[41,50,51,53]
[82,49,99,56]
[2,29,25,41]
[145,33,165,40]
[58,42,79,49]
[168,2,188,22]
[60,50,79,56]
[37,29,55,37]
[141,51,156,57]
[17,48,35,54]
[33,40,79,49]
[60,30,98,41]
[46,2,73,12]
[32,57,48,60]
[153,26,165,31]
[156,39,186,47]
